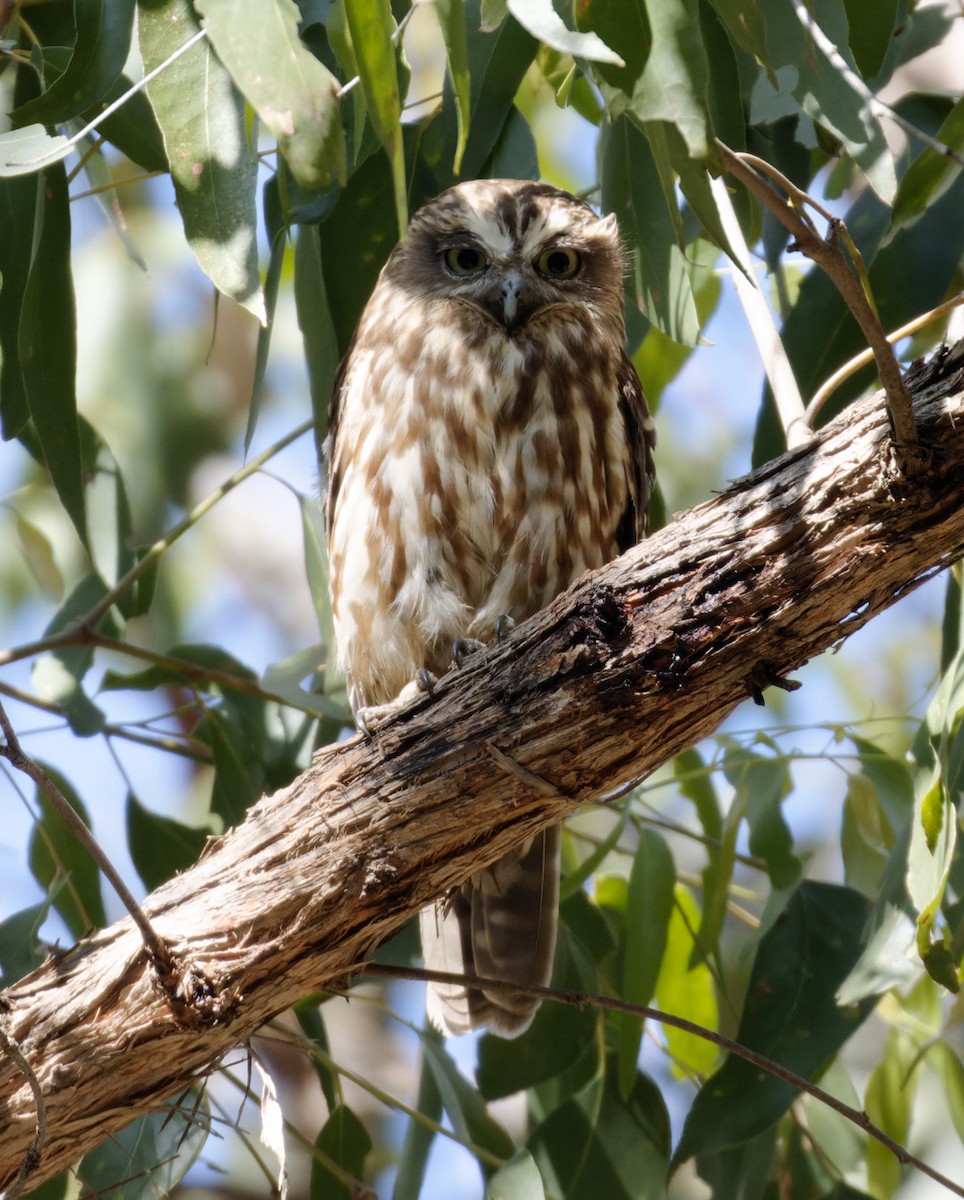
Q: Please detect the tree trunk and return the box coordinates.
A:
[2,342,963,1192]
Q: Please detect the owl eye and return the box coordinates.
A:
[444,246,488,276]
[536,247,580,279]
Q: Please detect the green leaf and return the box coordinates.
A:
[865,1028,920,1198]
[843,0,899,79]
[887,92,964,241]
[206,702,267,825]
[487,1148,545,1199]
[432,0,471,172]
[579,0,710,157]
[477,974,599,1100]
[310,1104,372,1200]
[196,0,345,189]
[723,741,801,889]
[0,896,56,986]
[28,767,108,939]
[600,117,700,343]
[654,886,719,1078]
[0,174,35,437]
[674,882,877,1164]
[19,163,87,546]
[530,1058,669,1200]
[81,417,136,590]
[78,1094,208,1199]
[126,793,210,891]
[422,1039,515,1169]
[0,125,74,177]
[392,1049,443,1200]
[11,0,135,128]
[139,0,266,322]
[294,224,341,457]
[907,766,958,991]
[14,510,64,601]
[343,0,407,237]
[618,828,675,1093]
[506,0,623,65]
[757,0,896,202]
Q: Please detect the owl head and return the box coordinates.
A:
[382,179,627,338]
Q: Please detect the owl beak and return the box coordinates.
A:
[497,271,525,331]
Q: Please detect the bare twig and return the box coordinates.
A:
[0,1024,45,1200]
[0,702,176,982]
[717,140,925,469]
[808,292,964,424]
[366,964,964,1199]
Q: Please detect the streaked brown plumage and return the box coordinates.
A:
[325,179,655,1036]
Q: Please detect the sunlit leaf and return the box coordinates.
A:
[619,828,675,1093]
[654,886,719,1078]
[196,0,345,189]
[344,0,407,236]
[507,0,623,66]
[486,1149,544,1199]
[139,0,265,322]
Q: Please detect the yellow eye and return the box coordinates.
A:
[536,247,580,279]
[444,246,488,276]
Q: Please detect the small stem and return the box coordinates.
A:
[717,141,924,469]
[0,702,175,980]
[0,1024,45,1200]
[365,963,964,1199]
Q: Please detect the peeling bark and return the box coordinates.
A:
[2,343,964,1191]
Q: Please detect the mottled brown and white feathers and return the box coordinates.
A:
[325,178,655,1036]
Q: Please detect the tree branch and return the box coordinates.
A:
[2,343,964,1191]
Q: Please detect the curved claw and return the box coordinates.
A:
[495,614,516,642]
[452,638,487,668]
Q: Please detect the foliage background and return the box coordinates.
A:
[1,0,963,1197]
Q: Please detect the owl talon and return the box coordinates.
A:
[495,615,516,642]
[453,638,487,668]
[415,667,437,696]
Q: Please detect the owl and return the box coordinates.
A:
[325,179,655,1036]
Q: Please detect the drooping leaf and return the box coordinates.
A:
[19,163,87,546]
[601,116,700,344]
[196,0,345,189]
[392,1049,443,1200]
[126,793,210,891]
[486,1148,544,1199]
[506,0,623,66]
[432,0,472,172]
[28,767,108,939]
[654,886,720,1078]
[0,174,36,437]
[422,1039,515,1173]
[674,882,878,1164]
[618,827,675,1094]
[11,0,136,128]
[310,1103,372,1200]
[343,0,407,236]
[139,0,265,322]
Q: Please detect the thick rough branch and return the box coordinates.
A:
[2,344,964,1191]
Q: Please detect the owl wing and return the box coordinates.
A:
[320,342,355,534]
[615,352,657,549]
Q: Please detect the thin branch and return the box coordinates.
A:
[716,141,924,468]
[0,701,176,982]
[0,418,313,672]
[0,1024,45,1200]
[366,964,964,1199]
[807,291,964,424]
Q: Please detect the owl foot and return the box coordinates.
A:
[355,669,438,736]
[495,614,516,641]
[452,638,487,668]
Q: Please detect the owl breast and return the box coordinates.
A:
[327,289,631,710]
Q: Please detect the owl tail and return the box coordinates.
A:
[420,826,561,1037]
